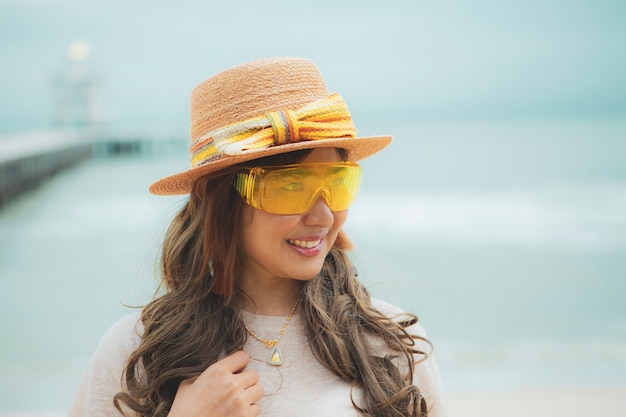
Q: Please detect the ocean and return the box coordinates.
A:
[1,118,625,413]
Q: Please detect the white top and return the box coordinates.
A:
[69,299,447,417]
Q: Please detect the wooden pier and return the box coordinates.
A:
[0,130,92,207]
[0,129,186,208]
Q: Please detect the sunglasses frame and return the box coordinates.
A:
[234,161,362,215]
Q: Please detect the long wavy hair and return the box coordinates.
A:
[114,149,431,417]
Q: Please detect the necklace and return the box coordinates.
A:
[244,300,299,366]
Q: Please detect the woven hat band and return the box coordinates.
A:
[190,93,356,168]
[267,110,298,145]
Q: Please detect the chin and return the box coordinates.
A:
[291,267,324,281]
[292,273,321,282]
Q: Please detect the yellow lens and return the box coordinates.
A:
[237,162,361,215]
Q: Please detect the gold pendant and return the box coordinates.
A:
[267,346,284,366]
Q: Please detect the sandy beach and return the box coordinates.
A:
[3,385,625,417]
[446,385,626,417]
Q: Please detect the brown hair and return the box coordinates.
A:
[114,150,431,417]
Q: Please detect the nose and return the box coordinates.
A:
[303,191,334,227]
[316,188,331,206]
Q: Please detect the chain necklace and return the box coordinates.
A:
[244,300,299,366]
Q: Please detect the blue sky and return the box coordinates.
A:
[1,0,625,132]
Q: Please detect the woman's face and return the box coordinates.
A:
[239,148,348,286]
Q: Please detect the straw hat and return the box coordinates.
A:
[149,57,392,195]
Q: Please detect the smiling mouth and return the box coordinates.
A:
[287,239,322,249]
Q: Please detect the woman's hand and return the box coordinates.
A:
[168,351,263,417]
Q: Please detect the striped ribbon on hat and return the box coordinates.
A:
[190,93,356,167]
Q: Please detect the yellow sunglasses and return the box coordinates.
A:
[233,162,362,215]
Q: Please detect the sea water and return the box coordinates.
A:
[1,119,625,413]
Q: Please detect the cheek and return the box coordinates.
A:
[334,210,348,227]
[241,206,300,244]
[330,210,348,235]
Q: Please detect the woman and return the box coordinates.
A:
[69,57,447,417]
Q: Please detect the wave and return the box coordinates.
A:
[347,183,626,249]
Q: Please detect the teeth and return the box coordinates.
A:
[288,239,321,248]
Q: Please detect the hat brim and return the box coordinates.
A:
[149,135,392,195]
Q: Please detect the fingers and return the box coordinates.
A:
[196,351,255,386]
[225,350,252,371]
[249,404,261,417]
[181,351,250,385]
[170,351,263,417]
[216,350,251,374]
[246,381,265,404]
